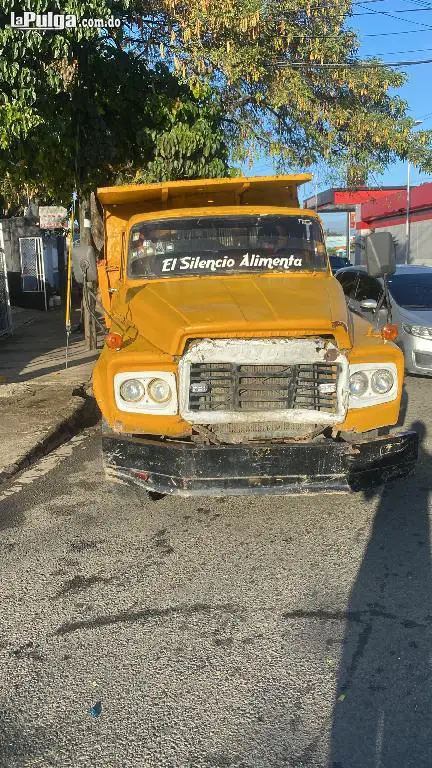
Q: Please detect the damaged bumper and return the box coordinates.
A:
[102,429,418,497]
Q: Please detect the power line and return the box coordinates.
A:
[278,57,432,66]
[271,22,432,40]
[369,45,432,53]
[400,0,432,6]
[355,2,432,29]
[281,0,432,9]
[290,27,432,38]
[354,5,432,11]
[363,26,432,33]
[280,0,432,18]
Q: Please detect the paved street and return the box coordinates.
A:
[1,376,432,768]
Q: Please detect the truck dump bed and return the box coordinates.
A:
[97,174,312,210]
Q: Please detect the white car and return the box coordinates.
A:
[336,264,432,376]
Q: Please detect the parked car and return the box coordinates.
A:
[329,255,351,274]
[335,264,432,376]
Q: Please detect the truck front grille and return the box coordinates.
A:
[188,363,338,414]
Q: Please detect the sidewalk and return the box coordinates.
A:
[0,306,102,483]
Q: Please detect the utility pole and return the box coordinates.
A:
[346,211,350,262]
[80,197,97,350]
[406,158,412,264]
[406,119,423,264]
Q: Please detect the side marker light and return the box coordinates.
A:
[105,332,123,349]
[381,324,398,342]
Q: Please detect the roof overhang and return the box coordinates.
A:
[361,182,432,222]
[304,187,405,213]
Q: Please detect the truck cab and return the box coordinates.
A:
[92,175,417,496]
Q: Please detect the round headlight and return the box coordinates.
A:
[371,369,394,395]
[349,371,369,397]
[119,379,145,402]
[147,378,172,404]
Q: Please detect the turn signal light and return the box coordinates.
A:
[381,323,398,342]
[105,332,123,349]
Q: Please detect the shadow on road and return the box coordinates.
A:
[330,418,432,767]
[0,307,101,382]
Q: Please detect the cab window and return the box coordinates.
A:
[337,271,359,299]
[355,274,383,302]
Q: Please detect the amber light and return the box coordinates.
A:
[381,324,399,341]
[105,332,123,349]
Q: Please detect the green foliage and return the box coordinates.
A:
[1,0,432,210]
[0,3,231,209]
[116,93,230,184]
[156,0,432,181]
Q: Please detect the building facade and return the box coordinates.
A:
[0,210,66,311]
[357,182,432,266]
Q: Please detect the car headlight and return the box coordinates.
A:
[349,371,368,397]
[119,379,145,402]
[403,324,432,338]
[371,369,394,394]
[147,377,172,404]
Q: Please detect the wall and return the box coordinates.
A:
[358,183,432,267]
[0,217,66,310]
[355,218,432,267]
[1,217,41,308]
[1,217,41,272]
[0,222,12,335]
[0,220,12,271]
[406,218,432,265]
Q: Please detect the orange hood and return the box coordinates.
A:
[126,273,351,356]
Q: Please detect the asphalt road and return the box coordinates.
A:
[1,376,432,768]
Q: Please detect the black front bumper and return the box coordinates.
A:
[102,430,418,497]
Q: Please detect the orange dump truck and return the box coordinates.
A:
[90,175,418,496]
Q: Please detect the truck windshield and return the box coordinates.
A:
[128,215,327,278]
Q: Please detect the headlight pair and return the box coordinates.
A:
[120,377,171,404]
[114,372,178,414]
[348,364,397,407]
[349,369,394,397]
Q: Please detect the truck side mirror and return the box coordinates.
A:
[365,232,396,277]
[72,244,98,284]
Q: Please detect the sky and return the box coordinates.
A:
[246,0,432,232]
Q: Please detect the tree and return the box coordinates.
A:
[154,0,432,180]
[0,5,231,211]
[1,0,432,210]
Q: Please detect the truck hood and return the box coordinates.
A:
[127,274,350,356]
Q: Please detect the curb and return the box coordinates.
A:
[0,389,100,487]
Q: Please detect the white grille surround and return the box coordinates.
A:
[179,338,349,425]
